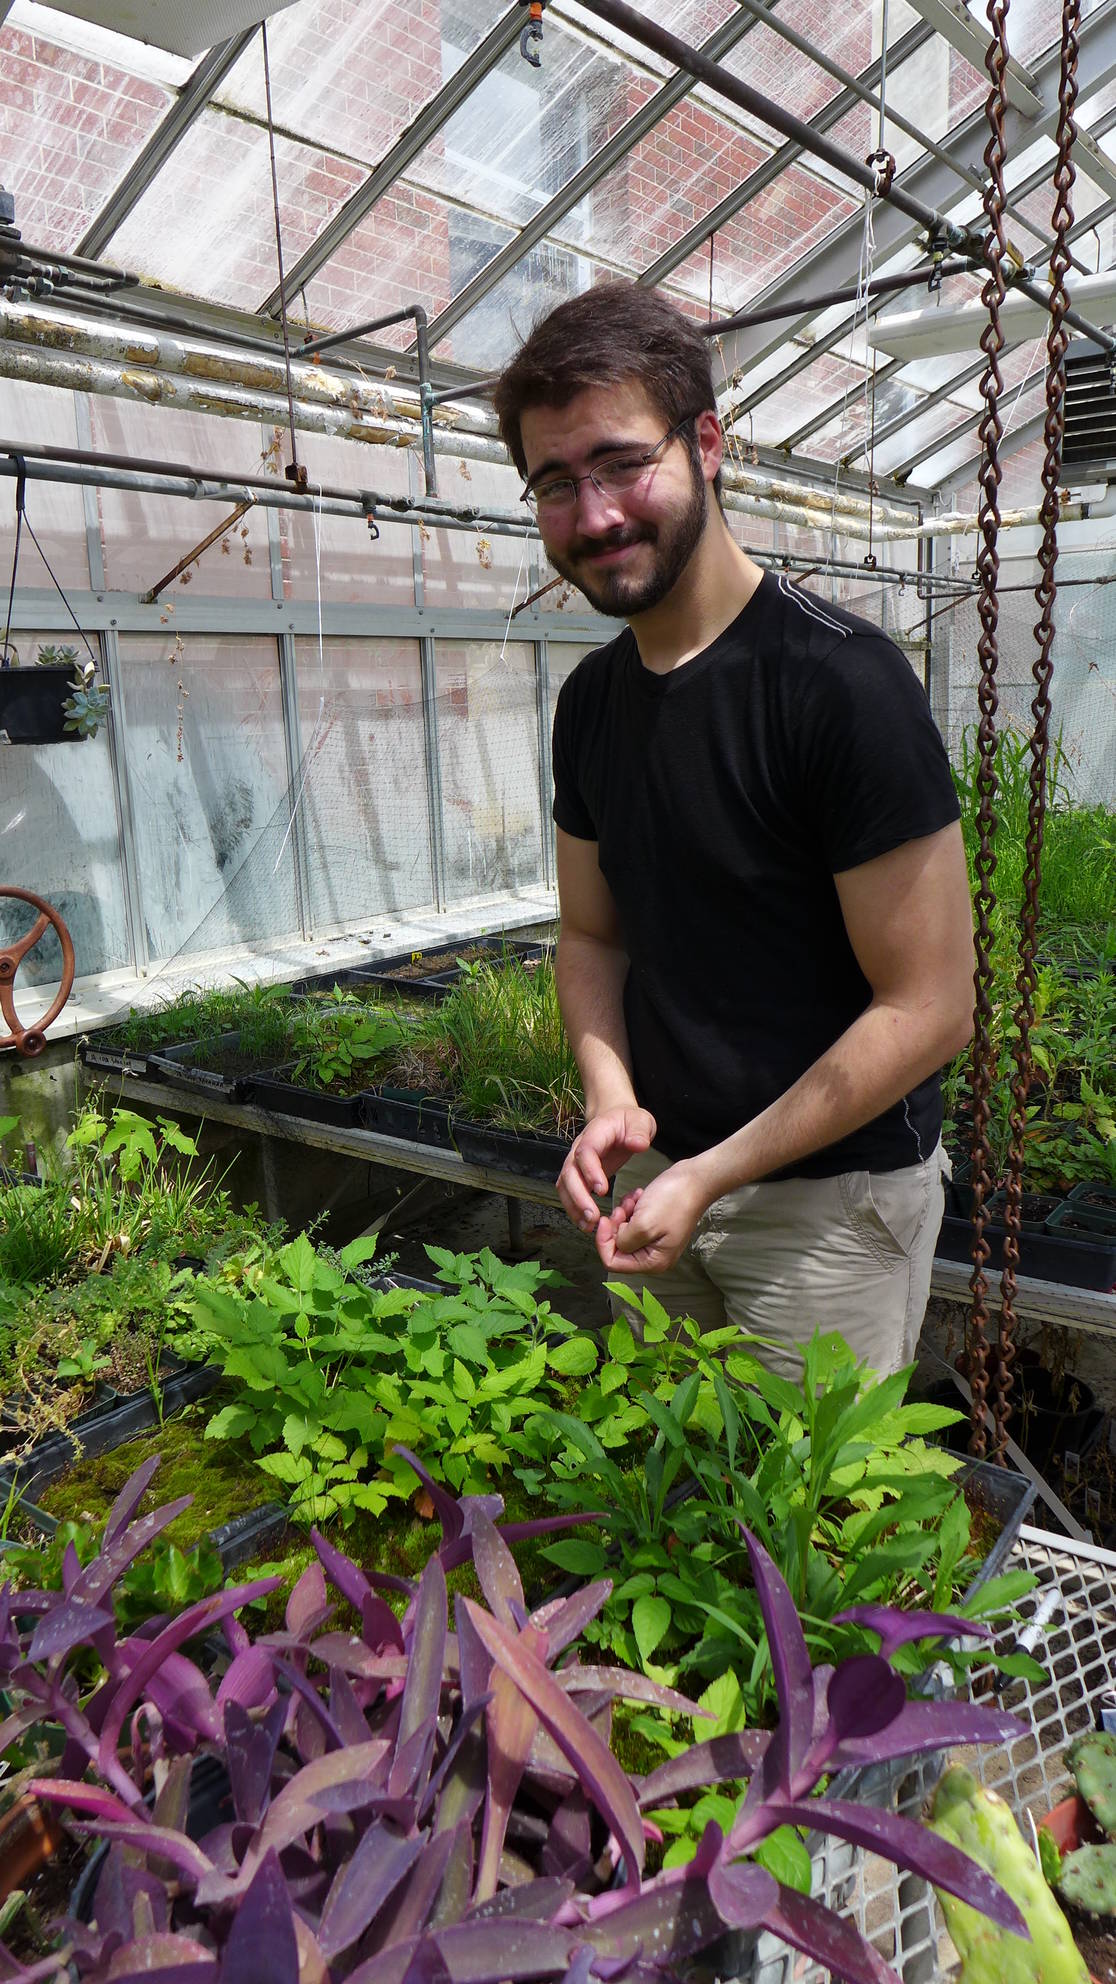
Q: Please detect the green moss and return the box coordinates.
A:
[38,1408,266,1547]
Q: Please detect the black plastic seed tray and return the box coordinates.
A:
[0,1362,224,1509]
[359,1084,455,1149]
[451,1115,571,1183]
[78,1036,152,1078]
[935,1210,1116,1289]
[249,1065,363,1129]
[295,935,549,1003]
[146,1031,265,1101]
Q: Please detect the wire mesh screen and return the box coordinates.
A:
[939,547,1116,808]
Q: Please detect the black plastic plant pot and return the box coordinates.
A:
[249,1065,363,1129]
[359,1084,455,1149]
[943,1157,973,1218]
[1058,1181,1116,1235]
[146,1032,275,1101]
[0,1362,223,1510]
[0,665,82,746]
[934,1209,1116,1289]
[451,1116,571,1183]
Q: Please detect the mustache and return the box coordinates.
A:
[569,526,654,558]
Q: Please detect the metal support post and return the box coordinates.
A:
[73,391,148,977]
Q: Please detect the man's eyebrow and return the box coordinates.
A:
[525,436,649,484]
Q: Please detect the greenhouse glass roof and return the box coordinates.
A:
[4,0,1116,495]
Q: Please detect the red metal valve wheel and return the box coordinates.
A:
[0,886,75,1057]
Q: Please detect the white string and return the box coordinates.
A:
[499,536,529,660]
[823,192,877,586]
[1000,334,1047,440]
[273,480,326,875]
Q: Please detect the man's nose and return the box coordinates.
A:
[571,475,626,531]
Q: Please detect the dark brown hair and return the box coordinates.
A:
[493,282,719,483]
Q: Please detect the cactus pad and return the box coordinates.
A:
[1059,1843,1116,1920]
[1068,1729,1116,1839]
[929,1764,1090,1983]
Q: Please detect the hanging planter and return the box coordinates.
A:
[0,647,110,747]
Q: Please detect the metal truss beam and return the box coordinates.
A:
[905,0,1042,115]
[421,7,759,351]
[638,20,930,293]
[714,0,1116,383]
[262,7,524,316]
[78,29,258,260]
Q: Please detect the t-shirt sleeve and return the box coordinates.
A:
[551,670,598,841]
[796,631,960,872]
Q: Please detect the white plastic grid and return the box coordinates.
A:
[726,1524,1116,1984]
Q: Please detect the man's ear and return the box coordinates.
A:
[695,408,723,486]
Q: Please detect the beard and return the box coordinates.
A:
[545,467,709,618]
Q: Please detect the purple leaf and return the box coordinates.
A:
[462,1601,644,1894]
[103,1457,162,1546]
[833,1604,992,1657]
[363,1590,406,1654]
[96,1580,279,1782]
[330,1664,373,1746]
[740,1527,815,1790]
[27,1596,114,1664]
[310,1525,373,1614]
[216,1644,277,1714]
[470,1877,574,1923]
[580,1877,727,1962]
[89,1932,216,1981]
[529,1584,611,1657]
[27,1778,135,1824]
[456,1599,491,1711]
[221,1850,298,1984]
[476,1634,543,1903]
[255,1738,392,1857]
[394,1447,463,1540]
[755,1798,1028,1936]
[75,1496,196,1608]
[400,1941,452,1984]
[469,1511,524,1627]
[561,1667,704,1717]
[61,1541,82,1596]
[397,1553,447,1761]
[435,1919,577,1982]
[541,1790,592,1884]
[381,1822,466,1944]
[224,1698,286,1827]
[824,1656,907,1746]
[706,1853,779,1930]
[66,1818,215,1887]
[757,1882,897,1984]
[638,1730,770,1808]
[318,1826,425,1960]
[828,1699,1026,1772]
[285,1562,332,1639]
[142,1651,224,1746]
[419,1696,489,1824]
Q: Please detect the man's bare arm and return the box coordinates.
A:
[554,828,656,1224]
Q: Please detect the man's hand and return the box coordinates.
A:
[594,1158,710,1273]
[557,1106,657,1233]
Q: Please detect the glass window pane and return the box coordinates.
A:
[116,633,290,963]
[436,639,544,902]
[89,399,275,596]
[104,110,366,310]
[305,189,514,342]
[0,380,89,588]
[668,166,858,316]
[0,16,174,252]
[0,627,129,980]
[587,103,766,275]
[276,431,415,605]
[294,636,433,925]
[215,0,502,165]
[421,457,532,610]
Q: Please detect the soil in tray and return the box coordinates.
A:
[378,943,539,981]
[2,1828,93,1967]
[1062,1899,1116,1983]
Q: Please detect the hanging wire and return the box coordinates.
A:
[967,0,1014,1461]
[261,20,305,491]
[1,462,25,667]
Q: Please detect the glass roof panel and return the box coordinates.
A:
[668,165,858,315]
[748,350,864,447]
[405,18,656,232]
[0,14,174,252]
[962,0,1061,66]
[304,189,514,344]
[579,100,767,275]
[714,0,923,132]
[104,109,367,309]
[554,0,739,76]
[214,0,506,166]
[825,40,988,177]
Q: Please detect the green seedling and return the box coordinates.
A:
[56,1336,112,1383]
[929,1764,1089,1983]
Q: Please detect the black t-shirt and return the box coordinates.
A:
[552,570,962,1177]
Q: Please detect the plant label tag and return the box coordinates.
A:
[1087,1486,1103,1521]
[1064,1449,1081,1483]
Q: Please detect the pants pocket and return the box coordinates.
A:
[842,1163,935,1263]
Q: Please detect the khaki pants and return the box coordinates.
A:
[608,1143,950,1380]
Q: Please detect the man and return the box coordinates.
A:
[492,283,974,1377]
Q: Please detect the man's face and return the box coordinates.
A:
[519,380,716,618]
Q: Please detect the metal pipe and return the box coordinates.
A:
[141,496,255,602]
[574,0,1116,354]
[705,259,982,336]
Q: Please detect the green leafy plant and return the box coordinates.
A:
[55,1336,111,1383]
[289,994,409,1091]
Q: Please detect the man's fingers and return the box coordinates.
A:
[557,1162,599,1226]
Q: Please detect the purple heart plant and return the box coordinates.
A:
[0,1449,1029,1984]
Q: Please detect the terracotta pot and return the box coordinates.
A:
[1039,1794,1108,1984]
[0,1789,64,1902]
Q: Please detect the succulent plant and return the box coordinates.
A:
[0,1450,1029,1984]
[929,1765,1090,1982]
[1067,1729,1116,1839]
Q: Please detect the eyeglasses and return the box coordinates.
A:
[521,412,701,517]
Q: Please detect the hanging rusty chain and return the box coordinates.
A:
[967,0,1013,1459]
[994,0,1081,1459]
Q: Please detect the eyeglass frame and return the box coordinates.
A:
[519,410,706,516]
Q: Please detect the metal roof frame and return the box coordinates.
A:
[77,28,259,260]
[904,0,1043,116]
[419,5,762,351]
